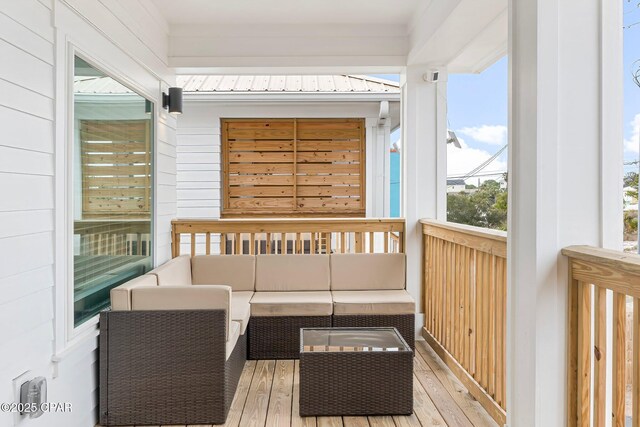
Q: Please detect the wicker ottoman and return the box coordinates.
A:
[299,327,413,416]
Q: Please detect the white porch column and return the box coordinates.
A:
[507,0,622,425]
[401,65,448,333]
[365,117,391,217]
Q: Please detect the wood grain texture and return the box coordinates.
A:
[612,293,626,427]
[266,360,294,427]
[238,360,275,427]
[221,118,365,217]
[421,222,507,423]
[577,282,591,427]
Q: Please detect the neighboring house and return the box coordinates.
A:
[175,75,400,219]
[390,145,401,217]
[446,178,467,193]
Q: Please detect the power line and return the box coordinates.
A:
[459,144,508,180]
[448,170,506,179]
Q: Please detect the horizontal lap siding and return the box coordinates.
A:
[0,2,56,427]
[222,118,366,217]
[177,131,221,219]
[0,1,175,426]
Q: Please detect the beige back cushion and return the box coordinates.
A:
[330,253,406,290]
[256,255,330,291]
[149,255,192,286]
[110,274,158,311]
[131,285,232,339]
[191,255,255,291]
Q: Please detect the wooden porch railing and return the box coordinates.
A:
[74,220,151,256]
[563,246,640,427]
[421,219,507,425]
[171,218,405,257]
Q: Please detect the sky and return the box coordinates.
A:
[623,1,640,174]
[373,1,640,183]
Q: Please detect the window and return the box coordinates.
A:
[221,118,365,217]
[72,56,153,326]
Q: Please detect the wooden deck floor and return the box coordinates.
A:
[100,341,497,427]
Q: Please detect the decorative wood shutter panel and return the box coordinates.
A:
[222,118,365,217]
[80,120,151,218]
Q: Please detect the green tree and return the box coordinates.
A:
[447,179,508,230]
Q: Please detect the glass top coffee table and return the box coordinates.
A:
[299,327,413,416]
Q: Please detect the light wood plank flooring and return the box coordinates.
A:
[98,341,497,427]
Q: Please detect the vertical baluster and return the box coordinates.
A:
[190,233,196,257]
[577,281,592,427]
[612,293,626,427]
[296,233,301,254]
[472,249,479,380]
[488,254,496,399]
[266,233,272,254]
[384,231,389,253]
[173,233,181,257]
[444,241,451,351]
[205,232,211,255]
[220,233,226,255]
[496,256,506,409]
[423,234,430,332]
[340,232,346,254]
[311,232,316,254]
[235,232,241,254]
[369,231,374,253]
[281,232,286,254]
[593,286,606,426]
[327,232,332,254]
[633,298,640,426]
[250,233,255,255]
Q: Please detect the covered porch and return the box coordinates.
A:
[0,1,629,427]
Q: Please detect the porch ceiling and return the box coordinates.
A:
[143,0,507,74]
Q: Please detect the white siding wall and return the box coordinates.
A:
[0,2,57,427]
[0,1,175,426]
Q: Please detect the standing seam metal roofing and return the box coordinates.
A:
[177,75,400,93]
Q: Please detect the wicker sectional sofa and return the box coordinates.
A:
[99,252,414,425]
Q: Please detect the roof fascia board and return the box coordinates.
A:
[183,93,401,102]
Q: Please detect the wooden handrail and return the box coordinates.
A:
[421,219,507,425]
[171,218,405,257]
[563,245,640,426]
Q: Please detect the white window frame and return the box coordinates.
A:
[53,37,159,357]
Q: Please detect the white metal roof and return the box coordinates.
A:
[73,76,133,94]
[177,75,400,94]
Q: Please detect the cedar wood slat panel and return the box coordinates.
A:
[221,118,365,218]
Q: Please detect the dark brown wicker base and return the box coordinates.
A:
[99,310,246,426]
[248,316,332,359]
[299,350,413,416]
[332,314,415,350]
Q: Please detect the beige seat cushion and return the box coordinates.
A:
[110,274,157,311]
[250,291,333,316]
[131,285,232,338]
[331,290,415,315]
[232,291,253,334]
[192,255,256,291]
[226,321,241,360]
[256,255,330,291]
[330,253,406,291]
[149,255,192,286]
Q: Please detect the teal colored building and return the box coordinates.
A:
[390,149,400,217]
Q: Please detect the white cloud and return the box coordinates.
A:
[447,138,507,184]
[624,113,640,154]
[457,125,507,146]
